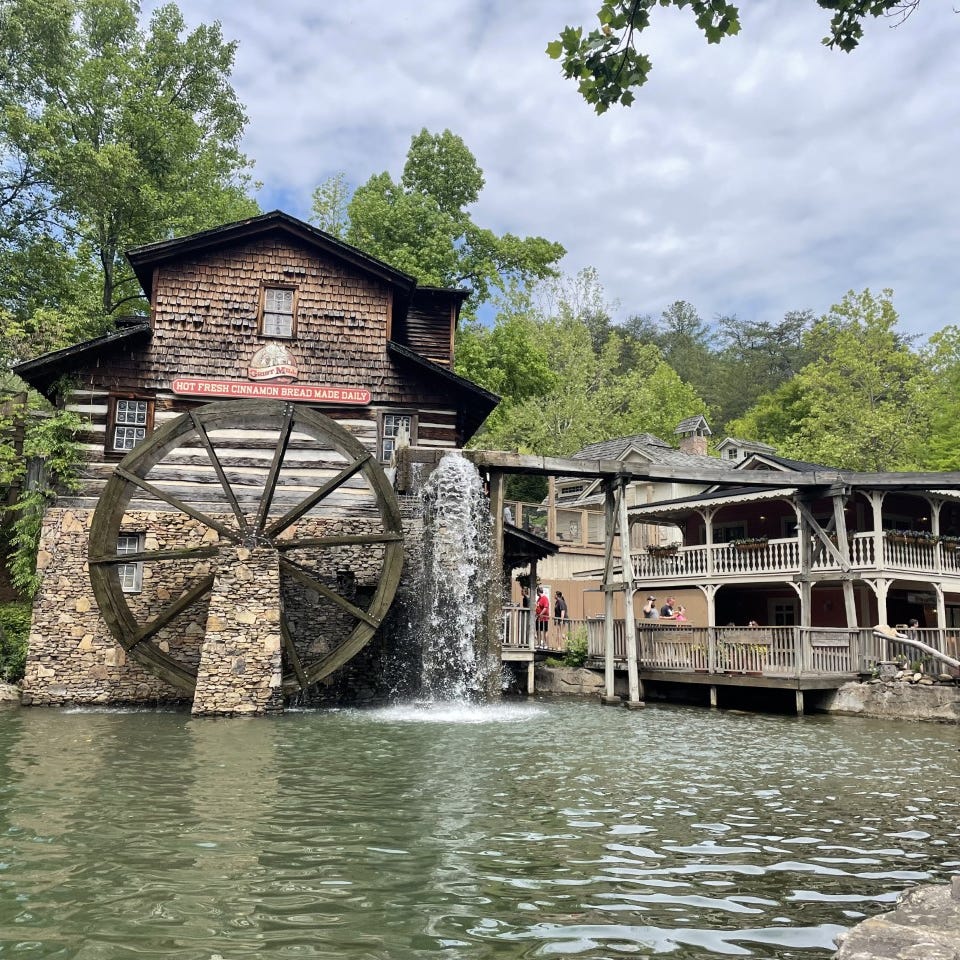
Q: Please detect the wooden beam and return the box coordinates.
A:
[264,453,371,538]
[279,558,380,629]
[115,466,240,542]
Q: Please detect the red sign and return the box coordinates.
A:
[172,378,371,405]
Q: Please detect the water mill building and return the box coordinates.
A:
[13,211,502,714]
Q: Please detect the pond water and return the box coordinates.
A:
[0,699,957,959]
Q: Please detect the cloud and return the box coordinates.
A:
[156,0,960,337]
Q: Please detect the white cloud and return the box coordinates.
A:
[156,0,960,337]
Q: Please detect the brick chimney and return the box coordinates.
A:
[674,415,712,457]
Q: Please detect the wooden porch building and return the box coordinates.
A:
[400,447,960,711]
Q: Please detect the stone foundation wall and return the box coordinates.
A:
[22,508,188,705]
[192,546,284,716]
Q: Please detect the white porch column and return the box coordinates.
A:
[833,492,859,629]
[700,506,716,577]
[934,582,946,636]
[870,492,885,568]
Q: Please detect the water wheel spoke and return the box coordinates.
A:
[129,574,215,649]
[116,467,240,543]
[280,616,309,692]
[264,453,372,539]
[90,545,221,566]
[279,558,380,629]
[254,404,295,535]
[190,410,250,536]
[275,531,403,552]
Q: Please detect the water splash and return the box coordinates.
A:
[416,451,494,701]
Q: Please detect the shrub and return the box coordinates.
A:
[0,601,32,683]
[561,628,589,668]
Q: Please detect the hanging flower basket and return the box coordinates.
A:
[731,537,768,553]
[648,544,680,557]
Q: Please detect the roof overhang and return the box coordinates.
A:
[503,522,558,566]
[12,322,153,397]
[386,340,499,442]
[629,487,800,523]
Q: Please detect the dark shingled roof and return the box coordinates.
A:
[674,414,712,435]
[571,433,719,470]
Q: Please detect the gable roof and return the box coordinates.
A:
[739,451,829,473]
[572,434,672,461]
[717,436,777,454]
[127,210,418,304]
[674,414,712,436]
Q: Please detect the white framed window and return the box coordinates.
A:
[726,448,738,460]
[117,533,144,593]
[111,398,151,452]
[380,413,415,463]
[262,286,295,338]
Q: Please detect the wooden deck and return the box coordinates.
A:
[501,610,959,698]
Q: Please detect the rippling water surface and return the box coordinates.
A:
[0,699,958,959]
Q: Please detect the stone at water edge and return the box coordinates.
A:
[833,880,960,960]
[0,682,21,703]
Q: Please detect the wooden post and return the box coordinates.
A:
[527,660,535,695]
[601,481,620,705]
[488,471,506,699]
[618,479,642,708]
[795,689,805,716]
[833,493,859,629]
[709,685,718,709]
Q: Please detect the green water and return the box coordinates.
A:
[0,700,957,959]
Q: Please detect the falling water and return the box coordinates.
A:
[416,451,494,701]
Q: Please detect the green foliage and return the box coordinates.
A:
[561,628,589,668]
[2,404,82,598]
[0,601,32,683]
[0,0,259,358]
[550,1,921,112]
[729,289,926,471]
[310,172,351,239]
[313,129,565,317]
[918,326,960,470]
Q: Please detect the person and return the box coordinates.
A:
[535,586,550,645]
[521,586,530,608]
[553,590,568,624]
[747,619,759,628]
[660,597,677,619]
[674,605,687,623]
[642,596,659,619]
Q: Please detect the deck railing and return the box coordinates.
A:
[583,623,960,679]
[501,605,591,655]
[635,532,960,581]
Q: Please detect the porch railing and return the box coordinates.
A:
[584,623,960,679]
[501,606,591,655]
[634,532,960,580]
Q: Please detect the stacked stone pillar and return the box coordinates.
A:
[192,545,285,716]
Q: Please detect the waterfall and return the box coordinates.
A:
[416,451,494,701]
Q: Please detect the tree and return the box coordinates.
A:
[917,327,960,470]
[548,1,925,113]
[0,0,259,359]
[711,309,817,426]
[313,129,565,315]
[310,172,351,239]
[728,289,925,471]
[470,274,708,457]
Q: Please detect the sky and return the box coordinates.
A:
[159,1,959,338]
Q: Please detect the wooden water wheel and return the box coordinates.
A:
[88,399,404,696]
